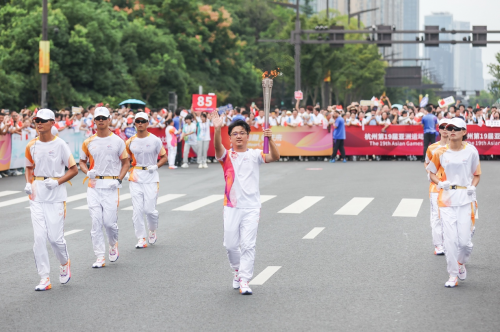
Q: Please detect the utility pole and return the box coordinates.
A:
[41,0,48,108]
[293,0,301,92]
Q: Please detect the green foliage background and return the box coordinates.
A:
[0,0,389,110]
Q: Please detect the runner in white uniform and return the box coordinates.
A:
[79,107,130,268]
[424,118,450,255]
[126,112,168,248]
[212,112,280,295]
[427,117,481,288]
[24,109,78,291]
[165,119,178,169]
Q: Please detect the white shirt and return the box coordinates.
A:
[347,118,360,126]
[311,113,325,125]
[25,137,76,203]
[290,115,303,126]
[217,149,266,209]
[197,122,211,141]
[254,116,265,128]
[269,117,278,126]
[183,123,197,145]
[80,133,128,189]
[126,133,166,183]
[426,143,481,207]
[165,125,178,147]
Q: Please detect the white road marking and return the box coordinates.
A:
[249,266,281,286]
[74,193,131,209]
[302,227,325,239]
[66,193,87,203]
[64,229,83,236]
[392,199,423,217]
[334,197,374,215]
[260,195,277,204]
[0,191,20,198]
[173,195,224,211]
[278,196,324,214]
[0,196,29,208]
[122,194,186,210]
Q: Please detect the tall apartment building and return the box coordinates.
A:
[424,13,454,89]
[425,14,484,91]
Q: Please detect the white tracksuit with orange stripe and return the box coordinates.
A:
[25,136,75,278]
[425,141,446,248]
[426,143,481,277]
[80,133,128,258]
[125,133,166,240]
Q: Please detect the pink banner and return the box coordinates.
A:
[0,134,12,171]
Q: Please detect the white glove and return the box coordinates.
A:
[87,169,96,179]
[44,178,59,190]
[24,182,32,195]
[437,181,451,191]
[147,165,158,173]
[467,185,476,196]
[108,179,120,190]
[124,172,130,181]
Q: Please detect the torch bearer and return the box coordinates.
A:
[262,77,273,154]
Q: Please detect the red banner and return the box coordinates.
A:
[345,125,500,156]
[146,125,500,157]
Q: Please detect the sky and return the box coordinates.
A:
[420,0,500,81]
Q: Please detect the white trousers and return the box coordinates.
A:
[87,187,119,258]
[167,146,177,167]
[130,182,159,239]
[183,142,198,163]
[441,203,475,277]
[197,141,210,164]
[30,201,69,278]
[223,207,260,282]
[430,193,444,247]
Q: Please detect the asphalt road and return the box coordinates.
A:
[0,160,499,332]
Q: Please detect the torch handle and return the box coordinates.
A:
[263,125,269,154]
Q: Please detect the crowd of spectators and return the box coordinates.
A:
[0,97,498,176]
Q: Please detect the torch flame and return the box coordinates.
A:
[262,67,281,79]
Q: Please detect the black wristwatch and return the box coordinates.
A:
[117,178,122,185]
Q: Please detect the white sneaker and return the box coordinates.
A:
[239,279,252,295]
[445,276,458,288]
[434,245,444,255]
[149,230,157,244]
[59,259,71,284]
[109,243,119,262]
[198,164,203,168]
[135,238,148,249]
[458,263,467,280]
[35,277,51,291]
[233,270,240,289]
[203,163,208,168]
[181,163,189,168]
[92,256,106,268]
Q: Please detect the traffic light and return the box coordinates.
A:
[329,25,344,48]
[462,91,467,96]
[168,91,177,111]
[472,26,487,47]
[425,25,439,47]
[376,25,392,47]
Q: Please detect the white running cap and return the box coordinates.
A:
[34,108,55,121]
[94,107,110,118]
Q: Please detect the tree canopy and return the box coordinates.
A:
[0,0,389,110]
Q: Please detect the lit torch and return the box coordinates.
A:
[262,68,280,154]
